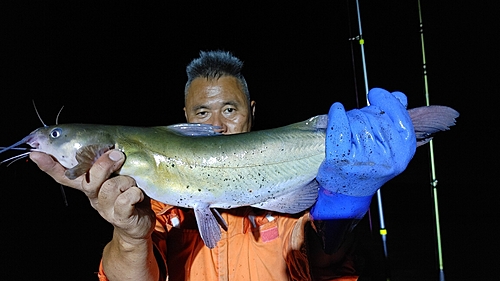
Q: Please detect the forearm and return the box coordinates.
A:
[102,228,160,281]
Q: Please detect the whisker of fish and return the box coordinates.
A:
[0,136,33,154]
[60,185,69,207]
[0,144,68,206]
[0,145,33,166]
[0,147,31,151]
[0,152,31,166]
[32,100,48,127]
[55,106,64,125]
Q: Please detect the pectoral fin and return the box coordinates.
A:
[193,203,223,249]
[252,180,319,214]
[65,144,114,180]
[211,208,228,231]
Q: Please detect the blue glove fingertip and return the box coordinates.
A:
[325,102,351,158]
[366,88,391,105]
[391,91,408,108]
[367,88,415,143]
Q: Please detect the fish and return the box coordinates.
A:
[0,105,459,248]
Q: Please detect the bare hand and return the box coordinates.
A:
[30,150,155,240]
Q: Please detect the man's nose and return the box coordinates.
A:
[209,115,227,133]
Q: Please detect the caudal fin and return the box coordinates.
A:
[408,105,459,147]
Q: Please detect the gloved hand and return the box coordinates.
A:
[311,88,417,221]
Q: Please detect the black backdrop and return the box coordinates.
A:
[1,1,496,280]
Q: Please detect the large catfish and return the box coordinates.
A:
[0,105,458,248]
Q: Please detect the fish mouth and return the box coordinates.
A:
[27,140,39,149]
[25,135,40,150]
[26,136,40,149]
[0,134,38,155]
[23,128,44,150]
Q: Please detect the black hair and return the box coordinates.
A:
[185,50,250,101]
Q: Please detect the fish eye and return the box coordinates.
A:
[50,128,62,139]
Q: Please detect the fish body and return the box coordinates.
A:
[28,118,326,211]
[7,116,328,248]
[0,105,459,248]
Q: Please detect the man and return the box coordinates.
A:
[30,50,416,280]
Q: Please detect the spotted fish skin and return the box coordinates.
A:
[12,117,327,248]
[0,105,459,248]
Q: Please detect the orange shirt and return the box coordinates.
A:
[99,199,359,281]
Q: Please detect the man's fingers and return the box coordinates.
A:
[99,175,137,203]
[98,176,147,233]
[114,186,145,219]
[96,175,138,217]
[81,150,125,199]
[29,151,79,188]
[367,88,416,171]
[346,108,378,155]
[325,102,351,160]
[367,88,413,136]
[390,91,408,108]
[30,149,126,197]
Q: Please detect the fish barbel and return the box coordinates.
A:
[0,105,459,248]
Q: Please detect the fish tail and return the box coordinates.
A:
[408,105,459,147]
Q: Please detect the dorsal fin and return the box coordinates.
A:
[166,123,223,137]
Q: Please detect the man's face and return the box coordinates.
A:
[184,76,256,134]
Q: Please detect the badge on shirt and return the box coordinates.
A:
[248,212,279,243]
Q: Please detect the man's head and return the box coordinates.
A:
[184,50,256,134]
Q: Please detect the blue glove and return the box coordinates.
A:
[311,88,417,221]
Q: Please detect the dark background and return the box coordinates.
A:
[0,1,496,280]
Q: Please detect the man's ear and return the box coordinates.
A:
[250,101,256,125]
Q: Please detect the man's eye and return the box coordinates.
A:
[224,108,235,113]
[196,111,208,116]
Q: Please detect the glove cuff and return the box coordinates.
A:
[310,187,373,220]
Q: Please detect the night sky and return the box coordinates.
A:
[1,1,496,280]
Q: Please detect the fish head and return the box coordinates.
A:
[26,124,114,169]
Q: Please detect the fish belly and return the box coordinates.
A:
[126,152,323,210]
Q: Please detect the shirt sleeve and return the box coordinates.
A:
[97,260,108,281]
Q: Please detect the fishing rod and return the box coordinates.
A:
[349,0,391,272]
[418,1,445,280]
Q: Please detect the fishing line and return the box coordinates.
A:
[347,0,361,109]
[418,1,445,280]
[346,1,415,280]
[354,0,369,97]
[347,0,374,236]
[349,0,391,269]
